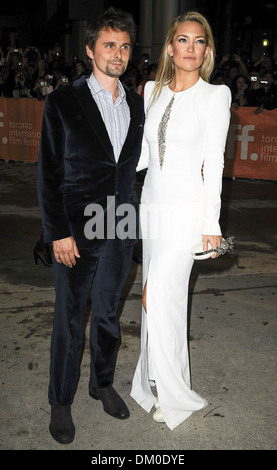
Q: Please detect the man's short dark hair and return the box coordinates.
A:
[86,7,136,51]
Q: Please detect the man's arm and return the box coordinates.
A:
[37,93,71,243]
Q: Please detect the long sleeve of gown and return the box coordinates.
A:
[202,84,231,235]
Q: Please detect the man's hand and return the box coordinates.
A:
[52,236,80,267]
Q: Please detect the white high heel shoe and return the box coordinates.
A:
[153,407,165,423]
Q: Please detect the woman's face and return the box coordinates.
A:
[38,60,45,69]
[167,21,209,74]
[236,76,246,90]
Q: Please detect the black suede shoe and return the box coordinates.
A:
[89,386,130,419]
[49,404,75,444]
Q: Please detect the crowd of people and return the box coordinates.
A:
[211,52,277,113]
[0,32,89,100]
[0,30,276,113]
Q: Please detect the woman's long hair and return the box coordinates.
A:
[150,11,215,107]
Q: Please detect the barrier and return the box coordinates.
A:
[0,97,277,180]
[0,97,44,163]
[224,107,277,181]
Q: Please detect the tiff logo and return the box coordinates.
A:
[226,124,258,161]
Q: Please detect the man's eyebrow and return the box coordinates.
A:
[103,41,131,46]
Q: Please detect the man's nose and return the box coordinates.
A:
[113,47,122,58]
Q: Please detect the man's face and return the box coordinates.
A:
[86,27,131,80]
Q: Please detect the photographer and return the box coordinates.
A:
[0,66,8,96]
[253,54,273,77]
[4,48,24,96]
[248,71,277,114]
[33,73,54,100]
[54,74,69,89]
[48,43,64,70]
[24,45,41,64]
[13,71,32,99]
[216,53,249,89]
[247,71,262,106]
[71,59,88,82]
[24,62,37,96]
[6,47,24,67]
[231,74,249,109]
[34,58,49,81]
[6,31,21,55]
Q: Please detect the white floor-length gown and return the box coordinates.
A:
[131,78,231,430]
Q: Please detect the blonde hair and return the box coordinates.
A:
[150,11,215,106]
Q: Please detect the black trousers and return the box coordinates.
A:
[48,238,133,405]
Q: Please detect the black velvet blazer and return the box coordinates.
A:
[37,75,145,249]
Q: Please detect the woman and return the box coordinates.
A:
[231,74,249,109]
[34,58,48,81]
[131,12,231,430]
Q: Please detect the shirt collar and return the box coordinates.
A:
[87,73,126,104]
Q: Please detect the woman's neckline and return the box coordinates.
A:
[167,76,201,94]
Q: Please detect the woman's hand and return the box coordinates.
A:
[202,234,222,259]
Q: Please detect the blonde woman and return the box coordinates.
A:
[131,12,231,430]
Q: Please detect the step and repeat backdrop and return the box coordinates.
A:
[0,97,276,180]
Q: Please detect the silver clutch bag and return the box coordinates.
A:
[191,236,234,260]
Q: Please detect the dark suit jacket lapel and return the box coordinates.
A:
[73,79,115,162]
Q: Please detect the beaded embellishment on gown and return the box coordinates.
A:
[157,94,175,169]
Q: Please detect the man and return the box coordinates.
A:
[37,7,144,444]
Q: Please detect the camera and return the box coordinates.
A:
[260,80,268,85]
[18,74,24,81]
[14,49,19,52]
[46,75,53,80]
[61,77,68,83]
[40,81,47,86]
[250,76,258,82]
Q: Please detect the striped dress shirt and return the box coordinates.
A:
[87,73,130,162]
